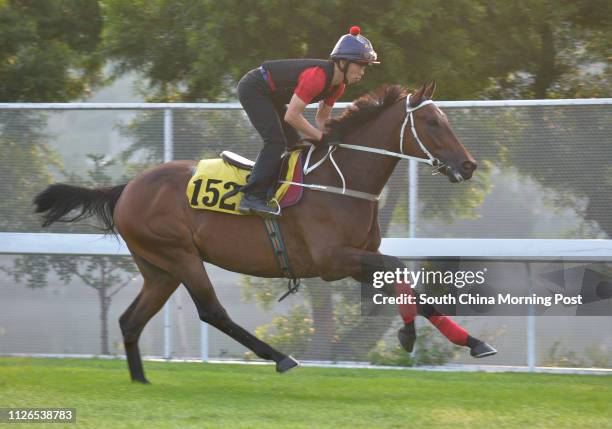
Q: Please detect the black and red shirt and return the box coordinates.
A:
[261,59,345,106]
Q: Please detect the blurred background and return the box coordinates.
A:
[0,0,610,369]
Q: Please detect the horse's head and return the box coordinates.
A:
[402,81,477,182]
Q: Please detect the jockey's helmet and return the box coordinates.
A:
[330,26,380,65]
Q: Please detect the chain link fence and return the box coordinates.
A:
[1,100,611,370]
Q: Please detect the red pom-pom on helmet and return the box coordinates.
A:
[349,26,361,36]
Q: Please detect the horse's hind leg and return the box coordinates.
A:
[416,301,497,358]
[119,254,180,383]
[321,248,497,358]
[179,256,298,373]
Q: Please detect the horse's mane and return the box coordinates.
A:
[327,85,408,136]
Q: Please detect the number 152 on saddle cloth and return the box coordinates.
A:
[186,150,303,215]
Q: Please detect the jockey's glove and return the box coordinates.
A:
[319,131,342,150]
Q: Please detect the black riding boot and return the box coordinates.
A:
[238,146,283,217]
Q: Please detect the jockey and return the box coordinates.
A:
[237,26,380,216]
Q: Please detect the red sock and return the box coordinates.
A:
[428,315,469,346]
[394,281,416,324]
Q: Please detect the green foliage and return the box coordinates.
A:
[102,0,609,102]
[477,0,610,98]
[7,254,137,291]
[543,341,586,368]
[585,344,612,369]
[0,0,104,101]
[255,305,314,356]
[0,112,61,231]
[367,325,456,366]
[0,0,108,231]
[240,276,288,312]
[117,110,257,166]
[418,161,494,224]
[543,341,612,369]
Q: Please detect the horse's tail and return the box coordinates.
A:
[33,183,127,234]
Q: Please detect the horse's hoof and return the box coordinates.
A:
[397,323,416,353]
[276,355,299,373]
[470,341,497,358]
[132,377,150,384]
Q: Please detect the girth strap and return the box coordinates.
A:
[262,218,301,301]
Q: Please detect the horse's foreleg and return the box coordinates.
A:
[315,249,418,357]
[120,255,180,383]
[320,249,418,327]
[179,256,298,373]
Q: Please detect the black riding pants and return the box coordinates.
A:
[237,68,300,195]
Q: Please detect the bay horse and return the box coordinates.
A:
[34,81,496,383]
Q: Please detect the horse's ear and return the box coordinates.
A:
[410,82,428,107]
[425,80,437,99]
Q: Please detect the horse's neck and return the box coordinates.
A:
[332,101,405,196]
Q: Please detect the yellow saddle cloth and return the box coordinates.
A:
[186,151,301,215]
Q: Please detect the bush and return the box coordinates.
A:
[367,325,457,367]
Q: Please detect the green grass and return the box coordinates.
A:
[0,357,611,429]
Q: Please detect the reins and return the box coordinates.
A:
[280,94,447,201]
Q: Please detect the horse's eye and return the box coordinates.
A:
[427,119,439,127]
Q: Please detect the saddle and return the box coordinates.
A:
[186,148,307,215]
[218,137,314,168]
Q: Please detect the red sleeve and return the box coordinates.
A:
[294,67,327,104]
[324,83,345,107]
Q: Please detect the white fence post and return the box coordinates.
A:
[408,159,418,239]
[201,316,209,362]
[163,109,173,360]
[526,262,536,372]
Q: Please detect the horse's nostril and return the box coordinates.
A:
[463,160,477,172]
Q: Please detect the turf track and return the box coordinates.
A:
[1,357,610,428]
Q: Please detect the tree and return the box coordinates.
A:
[101,0,493,101]
[8,252,138,355]
[1,0,107,229]
[0,0,104,102]
[0,111,61,231]
[477,0,610,99]
[103,0,609,102]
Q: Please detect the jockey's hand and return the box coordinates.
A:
[319,131,342,150]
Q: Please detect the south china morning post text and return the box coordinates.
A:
[366,266,592,315]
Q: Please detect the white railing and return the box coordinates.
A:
[3,233,612,258]
[2,232,612,371]
[1,98,610,110]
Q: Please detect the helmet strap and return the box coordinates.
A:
[336,60,351,85]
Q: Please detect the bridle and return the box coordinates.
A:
[335,94,445,174]
[281,94,450,202]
